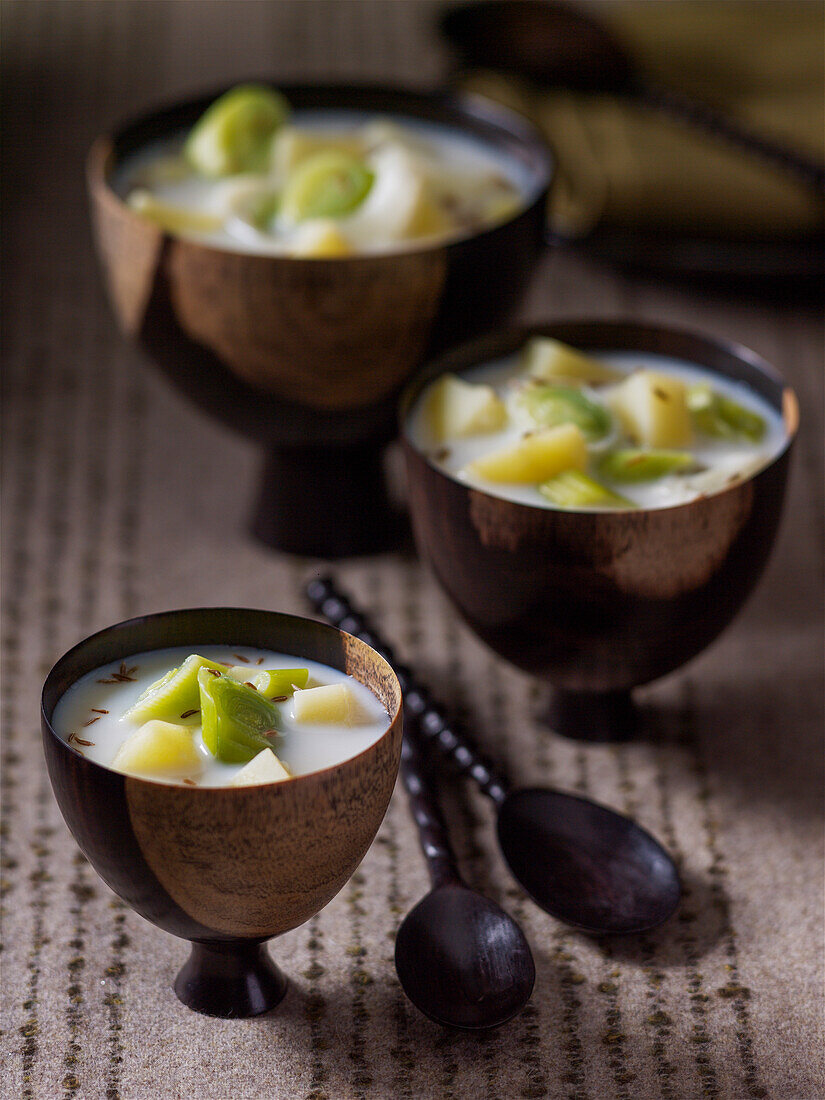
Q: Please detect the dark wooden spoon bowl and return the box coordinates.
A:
[497,789,680,933]
[395,885,536,1029]
[395,727,535,1029]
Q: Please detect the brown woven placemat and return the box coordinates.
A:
[2,3,823,1098]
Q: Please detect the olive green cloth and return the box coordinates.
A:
[464,1,825,238]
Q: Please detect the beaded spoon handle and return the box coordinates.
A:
[399,715,463,890]
[306,576,509,802]
[306,575,681,934]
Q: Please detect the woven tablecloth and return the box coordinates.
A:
[2,3,823,1098]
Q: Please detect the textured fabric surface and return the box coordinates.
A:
[2,3,823,1099]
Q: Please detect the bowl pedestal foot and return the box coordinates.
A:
[543,688,637,742]
[174,941,288,1018]
[252,441,402,557]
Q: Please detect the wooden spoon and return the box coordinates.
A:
[394,718,536,1029]
[440,0,825,193]
[307,577,681,935]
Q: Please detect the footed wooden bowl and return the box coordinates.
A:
[401,321,798,740]
[42,608,403,1017]
[87,83,552,556]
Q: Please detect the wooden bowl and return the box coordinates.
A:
[86,84,552,557]
[89,83,551,409]
[42,608,403,1017]
[401,321,798,740]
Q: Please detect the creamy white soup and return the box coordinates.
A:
[408,338,786,511]
[114,84,528,256]
[53,645,390,787]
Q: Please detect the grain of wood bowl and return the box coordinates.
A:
[86,83,552,556]
[87,82,552,410]
[42,607,403,1018]
[400,321,798,741]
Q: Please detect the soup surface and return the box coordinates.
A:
[53,645,390,786]
[114,85,528,256]
[407,339,787,511]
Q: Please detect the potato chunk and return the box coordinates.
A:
[291,220,352,257]
[424,373,508,442]
[128,191,223,236]
[521,338,621,385]
[111,721,202,780]
[292,683,367,725]
[229,748,291,786]
[465,423,586,483]
[609,370,692,447]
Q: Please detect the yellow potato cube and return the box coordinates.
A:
[406,193,453,239]
[291,220,352,257]
[424,374,508,442]
[482,192,523,227]
[465,423,587,483]
[134,154,191,188]
[610,370,692,447]
[292,683,366,725]
[521,338,621,385]
[229,748,291,786]
[111,720,202,780]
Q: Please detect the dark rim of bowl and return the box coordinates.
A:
[94,80,554,261]
[399,319,799,517]
[42,606,402,790]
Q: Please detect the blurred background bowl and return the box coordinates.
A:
[89,83,553,410]
[87,83,553,556]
